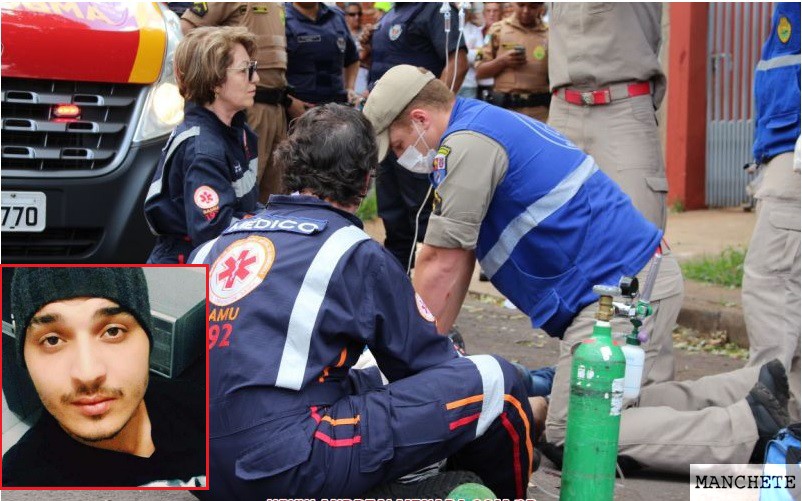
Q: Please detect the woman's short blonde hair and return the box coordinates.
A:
[174,26,257,105]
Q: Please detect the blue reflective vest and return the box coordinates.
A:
[444,98,662,337]
[285,3,358,104]
[753,3,801,163]
[189,195,456,425]
[368,3,460,84]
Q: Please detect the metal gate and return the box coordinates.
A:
[706,2,774,207]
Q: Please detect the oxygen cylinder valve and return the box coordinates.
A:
[592,285,620,322]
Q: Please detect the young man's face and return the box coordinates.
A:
[24,297,150,444]
[388,110,444,161]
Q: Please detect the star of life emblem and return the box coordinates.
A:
[209,236,276,306]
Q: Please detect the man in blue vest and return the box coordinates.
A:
[363,64,793,471]
[188,104,536,499]
[365,2,468,271]
[742,2,801,423]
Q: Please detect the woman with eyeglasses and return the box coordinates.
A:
[144,26,261,264]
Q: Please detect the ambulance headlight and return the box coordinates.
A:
[133,4,185,143]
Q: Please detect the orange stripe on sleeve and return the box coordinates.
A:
[445,394,484,410]
[321,415,361,426]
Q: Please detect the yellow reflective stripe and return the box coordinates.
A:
[129,3,167,83]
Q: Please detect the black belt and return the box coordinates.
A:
[254,86,292,107]
[491,91,551,109]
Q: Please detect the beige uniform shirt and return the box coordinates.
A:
[548,2,665,107]
[476,15,550,94]
[182,2,287,89]
[425,132,508,250]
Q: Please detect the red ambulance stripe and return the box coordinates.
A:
[449,412,481,431]
[314,431,362,447]
[500,412,524,500]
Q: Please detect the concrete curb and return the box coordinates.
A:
[676,303,748,348]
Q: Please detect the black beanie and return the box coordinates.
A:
[11,267,153,367]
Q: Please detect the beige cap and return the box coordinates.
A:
[363,65,435,161]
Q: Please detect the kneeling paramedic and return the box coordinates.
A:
[189,104,537,499]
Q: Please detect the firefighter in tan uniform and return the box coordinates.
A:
[181,2,294,203]
[475,2,549,121]
[548,3,668,230]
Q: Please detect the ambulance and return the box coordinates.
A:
[1,2,185,262]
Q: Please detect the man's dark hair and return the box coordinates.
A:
[278,104,378,207]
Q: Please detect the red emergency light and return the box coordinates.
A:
[53,104,81,119]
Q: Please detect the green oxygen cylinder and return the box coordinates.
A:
[560,286,626,501]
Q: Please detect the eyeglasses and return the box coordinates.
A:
[229,60,258,81]
[346,12,361,17]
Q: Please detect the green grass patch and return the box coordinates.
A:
[669,198,686,214]
[356,186,377,221]
[680,246,746,289]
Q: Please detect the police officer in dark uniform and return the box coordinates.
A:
[144,27,260,264]
[366,2,468,270]
[188,104,536,499]
[285,2,359,106]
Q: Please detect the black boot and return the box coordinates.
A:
[757,359,790,409]
[747,382,792,463]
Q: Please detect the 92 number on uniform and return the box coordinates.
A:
[209,323,233,349]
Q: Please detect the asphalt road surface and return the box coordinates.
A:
[3,295,747,501]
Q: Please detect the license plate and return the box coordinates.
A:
[1,191,46,232]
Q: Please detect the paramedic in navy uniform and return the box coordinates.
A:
[188,104,537,499]
[366,2,468,270]
[284,2,360,106]
[144,26,260,264]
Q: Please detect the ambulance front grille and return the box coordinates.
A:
[1,228,103,258]
[0,78,145,175]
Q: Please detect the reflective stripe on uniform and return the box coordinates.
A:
[465,355,505,438]
[189,237,219,265]
[232,157,258,198]
[145,126,201,202]
[480,155,599,278]
[756,54,801,71]
[275,226,371,390]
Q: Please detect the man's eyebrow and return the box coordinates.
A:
[93,306,132,319]
[29,313,60,326]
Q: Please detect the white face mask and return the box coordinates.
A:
[396,122,436,174]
